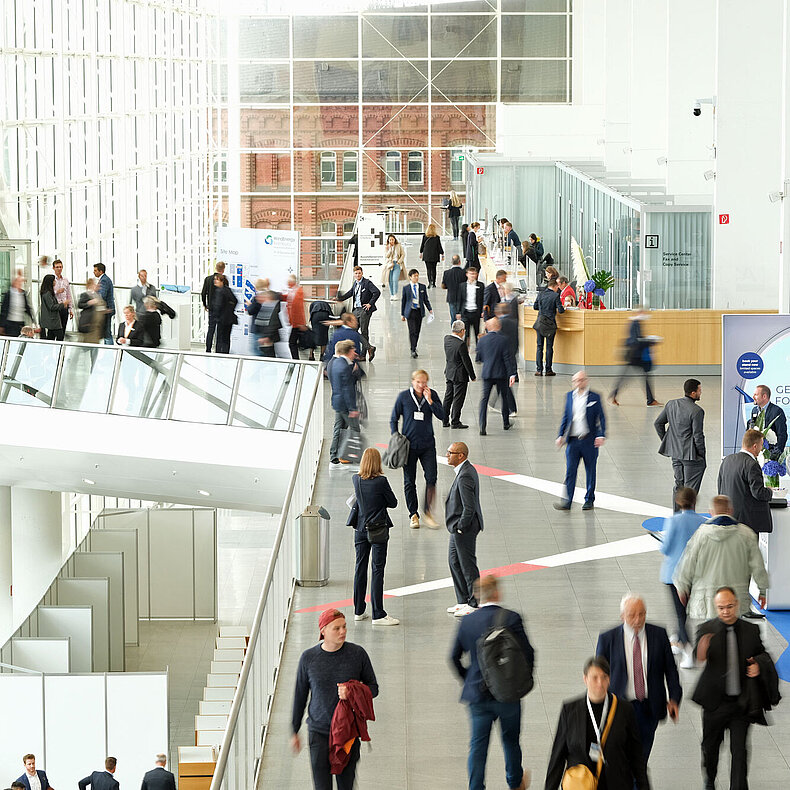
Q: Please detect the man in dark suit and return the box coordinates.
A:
[337,265,380,361]
[16,754,52,790]
[747,384,787,460]
[321,312,363,363]
[483,269,507,319]
[441,254,467,322]
[327,339,359,466]
[545,656,649,790]
[554,370,606,511]
[475,318,516,435]
[596,594,682,764]
[444,442,483,615]
[78,757,119,790]
[200,261,226,352]
[654,378,706,509]
[443,320,476,429]
[450,575,533,790]
[717,428,773,534]
[693,586,772,790]
[532,278,564,376]
[0,274,36,336]
[503,221,520,250]
[93,263,115,345]
[140,754,176,790]
[400,269,433,358]
[460,267,485,348]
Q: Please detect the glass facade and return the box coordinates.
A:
[211,2,574,294]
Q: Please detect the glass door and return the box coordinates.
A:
[0,239,33,296]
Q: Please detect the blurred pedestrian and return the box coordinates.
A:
[38,275,63,340]
[138,297,162,348]
[131,269,157,317]
[93,263,115,344]
[285,274,308,359]
[475,317,516,435]
[77,279,105,343]
[609,308,661,406]
[0,274,36,337]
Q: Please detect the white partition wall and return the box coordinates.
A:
[71,553,125,671]
[56,578,110,672]
[0,675,44,775]
[149,509,194,618]
[44,674,106,787]
[36,606,93,672]
[86,529,139,645]
[107,673,169,788]
[11,638,70,673]
[193,508,218,618]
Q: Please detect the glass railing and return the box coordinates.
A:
[0,337,320,432]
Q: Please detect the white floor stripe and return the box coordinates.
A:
[528,534,659,567]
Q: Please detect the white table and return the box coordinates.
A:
[759,500,790,609]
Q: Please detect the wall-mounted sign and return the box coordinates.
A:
[644,234,659,249]
[476,167,484,175]
[719,213,730,225]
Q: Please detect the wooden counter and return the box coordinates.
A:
[519,307,776,374]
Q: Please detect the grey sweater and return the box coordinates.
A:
[292,641,378,735]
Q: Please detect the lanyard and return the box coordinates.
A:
[410,389,425,410]
[586,694,609,746]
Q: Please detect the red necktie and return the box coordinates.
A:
[633,633,645,701]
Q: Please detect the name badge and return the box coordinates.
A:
[588,743,601,762]
[413,411,424,421]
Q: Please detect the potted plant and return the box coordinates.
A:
[583,271,615,309]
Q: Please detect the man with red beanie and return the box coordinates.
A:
[291,609,378,789]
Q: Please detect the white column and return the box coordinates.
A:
[0,486,12,641]
[713,0,784,309]
[780,0,790,313]
[603,0,633,174]
[227,15,241,228]
[11,489,64,629]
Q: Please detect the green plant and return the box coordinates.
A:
[590,270,615,292]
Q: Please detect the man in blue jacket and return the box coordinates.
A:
[327,339,360,466]
[554,369,606,511]
[337,265,380,361]
[321,312,363,363]
[78,757,119,790]
[93,263,115,344]
[596,593,682,766]
[475,317,516,435]
[16,754,53,790]
[450,575,534,790]
[390,369,445,528]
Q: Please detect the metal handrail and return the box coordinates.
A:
[209,352,322,790]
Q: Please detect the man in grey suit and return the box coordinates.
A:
[654,378,706,510]
[140,754,176,790]
[445,442,484,617]
[442,320,476,429]
[717,428,774,534]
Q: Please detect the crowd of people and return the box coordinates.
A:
[7,753,176,790]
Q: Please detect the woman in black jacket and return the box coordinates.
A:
[419,223,444,288]
[137,296,162,348]
[350,448,399,626]
[448,191,463,240]
[210,274,238,354]
[39,274,62,340]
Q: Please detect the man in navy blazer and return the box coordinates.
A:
[475,317,516,435]
[16,754,52,790]
[337,265,380,361]
[327,339,359,465]
[554,370,606,510]
[140,754,177,790]
[747,384,787,460]
[401,269,433,357]
[450,574,534,790]
[78,757,119,790]
[596,593,682,763]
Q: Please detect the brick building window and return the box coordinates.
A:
[450,149,464,184]
[384,151,401,185]
[407,151,423,185]
[320,152,336,186]
[342,151,358,185]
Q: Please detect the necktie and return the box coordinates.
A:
[725,626,740,696]
[413,285,418,301]
[633,633,645,701]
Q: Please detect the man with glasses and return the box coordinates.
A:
[444,442,484,617]
[692,586,776,790]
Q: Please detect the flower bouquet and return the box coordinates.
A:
[762,459,787,489]
[753,409,788,488]
[583,270,615,309]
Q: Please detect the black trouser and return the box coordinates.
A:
[611,363,655,404]
[352,307,373,355]
[215,323,232,354]
[450,215,460,239]
[535,328,556,373]
[479,378,510,431]
[54,305,69,340]
[666,582,690,645]
[407,311,423,352]
[701,700,750,790]
[205,314,218,352]
[4,321,22,337]
[449,530,479,607]
[671,458,706,510]
[443,379,468,426]
[354,531,388,620]
[308,730,360,790]
[425,260,438,286]
[289,328,302,359]
[462,309,481,347]
[42,328,60,340]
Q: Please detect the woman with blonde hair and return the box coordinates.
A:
[348,447,399,626]
[419,223,444,288]
[381,233,406,300]
[448,191,463,240]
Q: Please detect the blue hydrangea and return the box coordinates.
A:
[762,460,785,478]
[594,288,605,297]
[584,279,596,293]
[763,438,770,450]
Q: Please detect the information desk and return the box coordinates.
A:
[759,500,790,610]
[518,307,776,375]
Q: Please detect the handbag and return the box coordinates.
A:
[356,478,389,544]
[561,695,618,790]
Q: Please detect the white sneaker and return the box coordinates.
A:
[680,646,695,669]
[454,604,476,617]
[390,294,398,301]
[354,613,369,621]
[446,603,464,614]
[372,615,400,626]
[422,510,440,529]
[410,514,420,529]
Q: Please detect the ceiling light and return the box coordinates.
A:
[82,478,95,485]
[198,489,211,496]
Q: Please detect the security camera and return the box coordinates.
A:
[692,101,702,117]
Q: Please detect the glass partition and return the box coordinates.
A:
[0,340,62,407]
[170,355,239,425]
[110,350,177,419]
[54,346,116,413]
[232,359,298,430]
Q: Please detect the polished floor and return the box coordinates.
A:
[260,241,790,789]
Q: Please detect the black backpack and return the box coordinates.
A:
[476,609,534,703]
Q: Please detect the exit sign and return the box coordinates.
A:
[476,167,484,175]
[452,152,465,162]
[719,213,730,225]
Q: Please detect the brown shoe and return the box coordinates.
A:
[608,396,620,406]
[368,346,376,362]
[534,371,543,377]
[647,400,663,406]
[515,769,531,789]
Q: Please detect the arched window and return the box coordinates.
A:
[450,149,464,184]
[319,152,336,186]
[407,151,423,185]
[342,151,358,185]
[408,220,424,234]
[385,151,401,185]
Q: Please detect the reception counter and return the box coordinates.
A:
[518,306,776,375]
[758,500,790,610]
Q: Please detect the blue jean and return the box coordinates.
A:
[389,266,400,296]
[353,531,388,619]
[467,700,524,790]
[403,444,437,517]
[564,435,598,504]
[448,300,462,323]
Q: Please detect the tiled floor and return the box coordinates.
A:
[259,240,790,789]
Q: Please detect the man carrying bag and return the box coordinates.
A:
[328,339,362,467]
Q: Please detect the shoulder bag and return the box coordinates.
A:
[356,478,389,545]
[561,695,618,790]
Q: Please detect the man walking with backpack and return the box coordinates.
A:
[450,575,535,790]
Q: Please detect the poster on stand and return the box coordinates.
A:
[721,314,790,461]
[357,213,386,274]
[216,227,300,355]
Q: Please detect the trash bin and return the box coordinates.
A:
[296,506,331,587]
